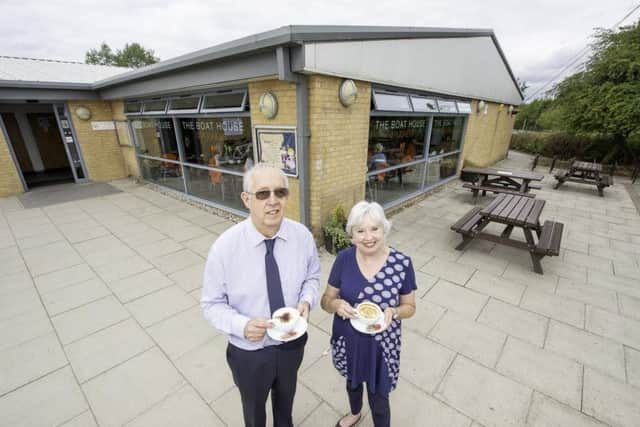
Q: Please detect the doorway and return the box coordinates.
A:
[1,104,85,189]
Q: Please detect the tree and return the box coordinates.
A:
[514,99,554,130]
[553,22,640,161]
[85,42,159,68]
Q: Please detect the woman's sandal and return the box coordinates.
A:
[335,413,362,427]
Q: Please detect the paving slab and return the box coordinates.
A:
[109,268,174,303]
[466,270,526,306]
[168,262,206,293]
[146,306,218,360]
[33,263,96,294]
[60,411,98,427]
[436,356,532,427]
[545,320,626,381]
[420,257,475,285]
[424,279,489,318]
[93,255,154,283]
[0,307,52,352]
[21,240,83,276]
[478,299,548,347]
[555,278,618,313]
[125,285,195,327]
[0,270,34,296]
[124,385,224,427]
[496,337,582,409]
[526,392,607,427]
[41,277,111,316]
[82,347,186,427]
[520,288,585,329]
[400,330,456,393]
[65,318,155,383]
[52,295,130,344]
[174,335,235,404]
[403,299,446,338]
[0,367,88,427]
[625,346,640,388]
[0,332,68,395]
[429,310,507,368]
[583,367,640,427]
[586,305,640,350]
[0,286,42,322]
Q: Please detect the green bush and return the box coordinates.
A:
[510,131,631,164]
[322,206,351,254]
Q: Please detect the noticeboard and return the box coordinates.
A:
[254,127,298,177]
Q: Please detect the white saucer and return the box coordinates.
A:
[267,317,308,342]
[350,315,386,335]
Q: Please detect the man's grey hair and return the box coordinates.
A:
[242,162,289,192]
[346,201,392,237]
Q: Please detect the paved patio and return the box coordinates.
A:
[1,151,640,427]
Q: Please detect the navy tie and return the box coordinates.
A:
[264,239,285,315]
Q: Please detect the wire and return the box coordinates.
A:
[524,2,640,101]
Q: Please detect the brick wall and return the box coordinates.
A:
[0,123,23,197]
[248,79,301,222]
[462,100,516,167]
[67,100,127,181]
[307,75,371,237]
[110,100,140,177]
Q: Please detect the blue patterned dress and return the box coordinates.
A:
[328,246,417,395]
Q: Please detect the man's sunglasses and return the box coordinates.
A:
[247,188,289,200]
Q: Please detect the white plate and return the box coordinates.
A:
[267,316,308,342]
[350,315,387,335]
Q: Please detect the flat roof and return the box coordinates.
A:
[0,25,523,101]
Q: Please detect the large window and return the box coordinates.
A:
[132,119,178,159]
[366,89,470,207]
[429,117,465,156]
[128,91,251,215]
[178,117,252,171]
[368,117,426,169]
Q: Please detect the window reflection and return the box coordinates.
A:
[429,117,464,155]
[367,117,426,171]
[178,117,252,172]
[132,118,178,160]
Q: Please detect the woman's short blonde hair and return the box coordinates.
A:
[346,201,392,237]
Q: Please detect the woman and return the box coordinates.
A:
[321,201,417,427]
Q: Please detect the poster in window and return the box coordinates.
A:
[255,127,298,177]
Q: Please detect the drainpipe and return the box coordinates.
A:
[277,46,310,228]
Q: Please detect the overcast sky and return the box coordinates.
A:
[1,0,638,100]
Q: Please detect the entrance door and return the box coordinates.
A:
[1,110,74,189]
[53,104,89,183]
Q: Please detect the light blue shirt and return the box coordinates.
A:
[201,217,320,350]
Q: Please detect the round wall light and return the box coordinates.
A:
[338,79,358,107]
[74,106,92,121]
[258,92,278,119]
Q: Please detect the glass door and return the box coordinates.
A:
[53,104,89,182]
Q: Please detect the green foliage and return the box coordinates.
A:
[514,99,556,130]
[322,206,351,254]
[85,42,159,68]
[553,23,640,160]
[510,131,637,164]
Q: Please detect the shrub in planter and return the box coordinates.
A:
[322,205,352,254]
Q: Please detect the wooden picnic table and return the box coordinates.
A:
[451,193,564,274]
[461,167,544,200]
[553,160,611,196]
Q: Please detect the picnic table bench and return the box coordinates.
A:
[461,167,544,201]
[553,160,612,196]
[451,193,564,274]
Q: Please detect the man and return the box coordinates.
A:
[201,162,320,427]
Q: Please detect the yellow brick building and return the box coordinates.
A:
[0,26,522,237]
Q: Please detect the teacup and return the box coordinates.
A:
[355,302,382,326]
[270,307,300,333]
